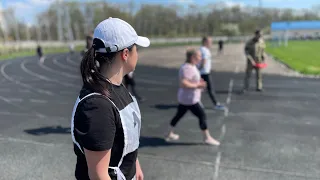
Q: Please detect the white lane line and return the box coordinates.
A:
[214,152,221,180]
[66,55,79,66]
[6,98,23,103]
[29,99,70,105]
[1,61,54,96]
[226,79,234,105]
[214,66,237,180]
[219,124,226,141]
[135,78,173,86]
[0,111,36,117]
[59,90,77,95]
[21,59,78,88]
[224,108,229,117]
[139,153,318,179]
[0,135,55,147]
[19,89,32,93]
[30,99,47,103]
[136,87,169,92]
[234,65,239,74]
[139,153,215,166]
[53,57,77,71]
[0,111,66,120]
[39,57,79,79]
[0,95,46,118]
[0,97,70,105]
[0,88,11,92]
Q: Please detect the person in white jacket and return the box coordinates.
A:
[198,36,225,110]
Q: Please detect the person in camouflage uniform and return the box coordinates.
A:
[242,30,266,92]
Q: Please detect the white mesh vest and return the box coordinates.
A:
[71,92,141,180]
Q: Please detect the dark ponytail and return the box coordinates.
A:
[80,47,117,96]
[80,38,135,96]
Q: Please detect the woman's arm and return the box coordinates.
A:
[85,149,112,180]
[136,158,144,180]
[180,78,206,89]
[180,78,199,88]
[75,97,118,180]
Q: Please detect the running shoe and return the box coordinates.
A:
[214,103,226,110]
[165,133,179,142]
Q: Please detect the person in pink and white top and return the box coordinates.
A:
[165,48,220,146]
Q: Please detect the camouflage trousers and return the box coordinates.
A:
[244,61,262,90]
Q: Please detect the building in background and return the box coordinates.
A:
[271,21,320,41]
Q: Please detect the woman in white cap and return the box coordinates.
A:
[71,17,150,180]
[165,48,220,146]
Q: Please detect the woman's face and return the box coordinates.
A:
[192,50,202,64]
[121,45,138,74]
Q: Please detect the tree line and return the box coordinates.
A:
[1,1,320,42]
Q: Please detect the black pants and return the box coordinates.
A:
[170,103,207,130]
[124,75,141,99]
[201,74,218,106]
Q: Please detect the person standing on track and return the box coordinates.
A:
[218,39,224,55]
[198,36,225,110]
[242,30,266,93]
[36,44,43,59]
[123,71,145,102]
[165,48,220,146]
[71,17,150,180]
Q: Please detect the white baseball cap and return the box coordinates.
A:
[93,17,150,53]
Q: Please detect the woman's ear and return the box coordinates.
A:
[120,48,129,63]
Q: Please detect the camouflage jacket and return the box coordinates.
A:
[244,38,266,63]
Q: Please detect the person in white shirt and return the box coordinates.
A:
[198,36,225,110]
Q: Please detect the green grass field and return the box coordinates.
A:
[266,40,320,75]
[0,46,84,61]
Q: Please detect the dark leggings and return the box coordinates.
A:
[201,74,218,106]
[170,103,207,130]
